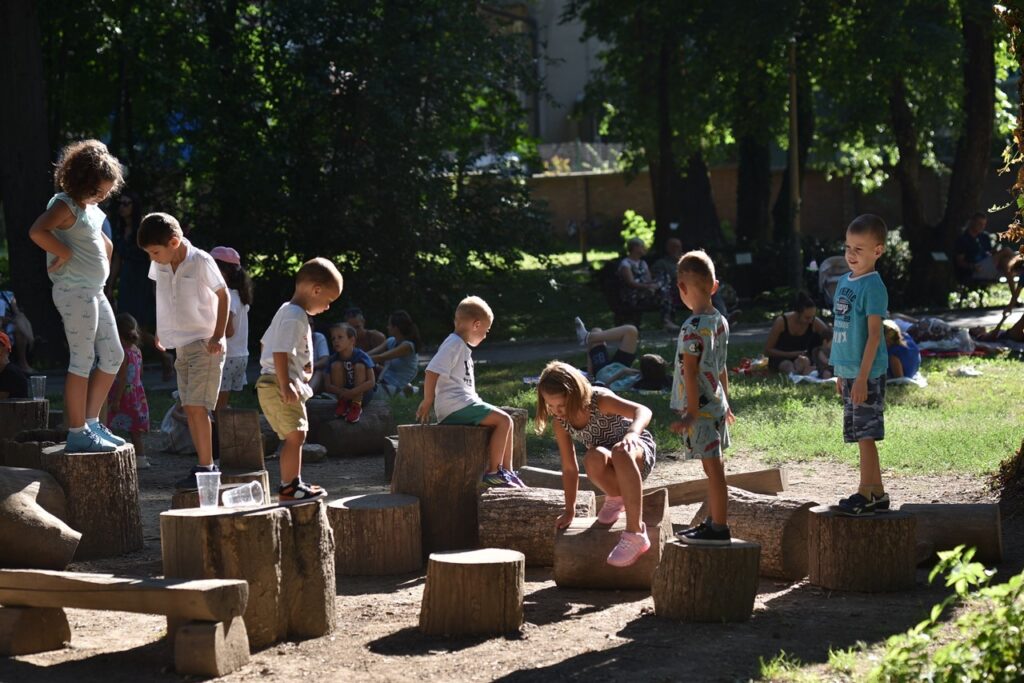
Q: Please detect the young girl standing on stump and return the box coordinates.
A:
[29,140,126,453]
[535,361,657,567]
[106,313,151,467]
[210,246,253,411]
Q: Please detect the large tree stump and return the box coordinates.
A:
[161,501,336,650]
[307,399,396,457]
[327,494,422,577]
[216,408,265,472]
[0,606,70,655]
[553,488,671,590]
[900,503,1003,565]
[0,399,48,440]
[499,405,528,469]
[690,487,817,580]
[391,424,490,554]
[0,467,81,569]
[384,435,398,481]
[174,616,250,677]
[808,507,916,592]
[652,539,761,622]
[0,430,66,469]
[478,488,595,566]
[37,444,142,560]
[419,549,525,637]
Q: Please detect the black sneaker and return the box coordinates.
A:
[278,478,327,501]
[836,491,890,516]
[679,523,731,546]
[675,516,712,541]
[174,464,220,491]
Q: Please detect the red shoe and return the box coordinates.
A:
[334,398,351,418]
[346,402,362,424]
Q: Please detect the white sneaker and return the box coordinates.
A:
[573,317,589,346]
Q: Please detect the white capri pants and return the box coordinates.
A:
[52,284,124,377]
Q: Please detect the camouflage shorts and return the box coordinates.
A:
[681,415,731,460]
[840,376,886,443]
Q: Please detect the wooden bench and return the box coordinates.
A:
[0,568,250,676]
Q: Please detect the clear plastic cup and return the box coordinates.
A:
[222,481,264,508]
[196,471,221,508]
[29,375,47,400]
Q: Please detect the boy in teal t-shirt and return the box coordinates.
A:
[829,214,890,515]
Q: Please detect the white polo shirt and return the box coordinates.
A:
[149,239,227,349]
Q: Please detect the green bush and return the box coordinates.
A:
[621,210,655,251]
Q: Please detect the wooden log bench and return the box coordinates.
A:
[0,568,250,677]
[327,494,422,577]
[478,487,595,566]
[689,487,817,580]
[0,399,48,440]
[419,549,525,637]
[161,501,336,650]
[391,424,489,554]
[900,503,1002,565]
[0,466,81,569]
[808,506,916,592]
[307,399,397,457]
[652,539,761,622]
[553,488,670,590]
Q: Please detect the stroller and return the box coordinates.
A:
[818,255,852,308]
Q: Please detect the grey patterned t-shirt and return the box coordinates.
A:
[670,310,730,419]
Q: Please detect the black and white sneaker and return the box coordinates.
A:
[675,516,711,541]
[679,523,731,546]
[836,491,890,516]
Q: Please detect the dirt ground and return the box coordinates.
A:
[0,433,1015,683]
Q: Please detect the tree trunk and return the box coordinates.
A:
[679,152,723,250]
[478,488,595,566]
[327,494,422,576]
[652,539,760,622]
[649,35,686,252]
[736,135,773,243]
[808,506,916,592]
[0,2,61,360]
[215,408,266,472]
[773,52,815,243]
[419,548,525,637]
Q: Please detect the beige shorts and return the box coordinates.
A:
[256,374,308,439]
[175,339,226,411]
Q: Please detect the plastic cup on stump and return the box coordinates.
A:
[196,471,221,508]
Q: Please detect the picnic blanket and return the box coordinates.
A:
[787,371,927,388]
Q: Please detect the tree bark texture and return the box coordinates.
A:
[327,494,422,577]
[808,506,916,592]
[478,487,595,567]
[419,548,525,637]
[0,400,49,440]
[652,539,761,622]
[900,503,1002,565]
[216,408,265,472]
[736,135,773,243]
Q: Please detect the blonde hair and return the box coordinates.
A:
[676,249,717,289]
[296,257,344,291]
[534,361,592,434]
[456,295,494,324]
[883,319,907,347]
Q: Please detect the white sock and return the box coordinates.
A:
[86,417,99,426]
[69,426,87,434]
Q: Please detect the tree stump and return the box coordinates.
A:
[171,483,248,510]
[690,487,817,580]
[553,488,671,590]
[0,399,48,440]
[0,467,81,569]
[499,405,528,469]
[0,606,70,655]
[327,494,422,577]
[384,435,398,481]
[216,408,265,472]
[307,399,396,457]
[391,424,490,554]
[48,409,64,430]
[174,616,250,678]
[478,488,595,566]
[170,471,271,509]
[652,539,761,622]
[419,548,525,637]
[38,444,142,560]
[0,430,67,469]
[808,506,916,592]
[258,415,280,459]
[161,501,336,650]
[900,503,1003,565]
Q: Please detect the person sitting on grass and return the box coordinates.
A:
[883,319,921,380]
[324,322,376,423]
[370,310,421,396]
[573,317,671,392]
[764,291,833,379]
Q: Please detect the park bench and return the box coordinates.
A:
[0,568,250,676]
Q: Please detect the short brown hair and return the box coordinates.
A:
[296,257,344,291]
[137,212,183,247]
[847,214,888,245]
[535,361,592,434]
[676,249,717,288]
[455,295,494,324]
[329,322,356,339]
[54,140,125,203]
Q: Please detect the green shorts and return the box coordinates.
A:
[441,402,497,426]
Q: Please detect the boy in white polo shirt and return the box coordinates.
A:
[416,296,525,489]
[138,212,229,490]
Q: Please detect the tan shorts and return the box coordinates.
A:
[256,374,308,439]
[176,339,226,411]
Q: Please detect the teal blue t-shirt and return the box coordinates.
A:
[829,271,888,379]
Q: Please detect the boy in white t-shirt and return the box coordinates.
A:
[256,257,343,501]
[416,296,525,489]
[138,213,229,490]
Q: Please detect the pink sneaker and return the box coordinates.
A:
[607,524,650,567]
[597,496,625,524]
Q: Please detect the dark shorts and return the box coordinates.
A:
[589,344,636,375]
[840,376,886,442]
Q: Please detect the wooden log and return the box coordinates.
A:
[553,488,671,590]
[419,548,525,637]
[0,466,81,570]
[48,409,64,430]
[0,399,48,440]
[0,606,70,656]
[307,399,397,457]
[0,431,66,470]
[478,488,595,566]
[37,444,142,560]
[327,494,422,577]
[174,616,250,678]
[518,465,596,492]
[652,540,761,622]
[384,435,398,482]
[162,501,336,650]
[171,482,248,510]
[689,487,817,580]
[216,408,265,472]
[499,405,528,469]
[0,569,248,622]
[900,503,1003,565]
[391,424,490,554]
[808,506,916,592]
